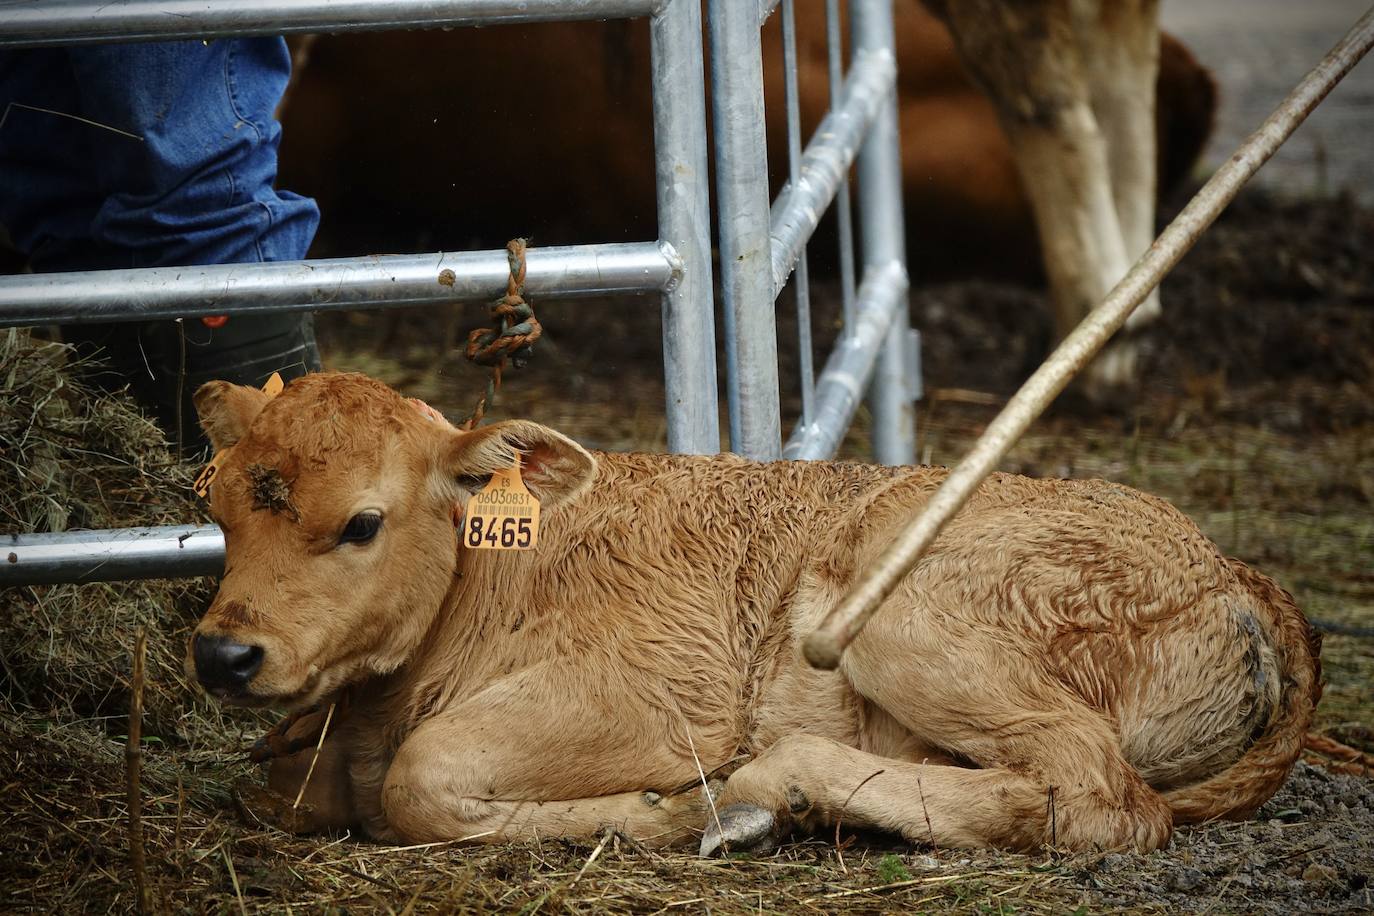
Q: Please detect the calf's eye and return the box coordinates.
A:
[339,512,382,546]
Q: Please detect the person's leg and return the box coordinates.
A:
[0,40,321,451]
[0,49,149,397]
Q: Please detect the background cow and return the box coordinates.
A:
[924,0,1175,394]
[276,2,1215,400]
[190,372,1319,853]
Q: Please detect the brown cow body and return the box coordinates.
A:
[190,373,1319,853]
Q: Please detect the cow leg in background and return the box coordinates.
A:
[927,0,1146,400]
[1076,0,1163,330]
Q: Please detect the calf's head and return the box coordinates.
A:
[187,372,595,708]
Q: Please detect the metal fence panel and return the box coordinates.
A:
[651,0,721,454]
[0,0,663,47]
[767,48,895,297]
[0,0,921,585]
[713,0,917,464]
[850,0,915,466]
[784,261,907,460]
[0,243,677,327]
[0,0,718,456]
[709,0,783,460]
[4,526,224,585]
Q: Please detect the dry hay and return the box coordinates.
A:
[2,328,1373,913]
[0,330,266,910]
[0,329,229,735]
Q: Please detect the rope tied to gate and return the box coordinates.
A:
[460,238,541,429]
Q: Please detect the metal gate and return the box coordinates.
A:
[0,0,918,585]
[715,0,916,464]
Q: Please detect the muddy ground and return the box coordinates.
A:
[2,187,1372,912]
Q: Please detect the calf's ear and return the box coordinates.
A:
[194,381,273,452]
[445,420,596,510]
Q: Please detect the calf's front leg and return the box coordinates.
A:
[383,771,714,848]
[236,706,357,833]
[373,668,721,847]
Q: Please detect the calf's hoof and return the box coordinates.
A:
[699,803,779,857]
[232,780,318,834]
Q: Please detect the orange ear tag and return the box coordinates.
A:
[193,372,284,499]
[462,457,540,550]
[260,372,285,399]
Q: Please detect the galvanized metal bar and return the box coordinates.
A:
[783,261,906,460]
[2,525,224,586]
[709,0,782,459]
[826,0,859,334]
[803,3,1374,670]
[768,48,894,296]
[850,0,914,466]
[780,0,816,428]
[0,242,673,327]
[0,0,662,48]
[651,0,720,454]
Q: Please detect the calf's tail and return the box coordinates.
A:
[1164,561,1323,824]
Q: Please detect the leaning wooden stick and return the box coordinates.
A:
[126,627,150,914]
[804,5,1374,670]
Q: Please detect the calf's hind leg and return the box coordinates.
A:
[709,609,1172,852]
[704,730,1168,855]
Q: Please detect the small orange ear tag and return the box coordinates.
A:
[462,458,540,550]
[193,372,284,499]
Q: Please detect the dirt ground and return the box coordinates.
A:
[2,187,1372,912]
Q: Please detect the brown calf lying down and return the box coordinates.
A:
[189,373,1319,853]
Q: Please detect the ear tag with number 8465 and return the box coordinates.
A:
[463,457,540,550]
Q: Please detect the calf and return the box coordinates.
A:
[190,373,1319,853]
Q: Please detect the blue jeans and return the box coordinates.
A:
[0,38,321,449]
[0,37,318,269]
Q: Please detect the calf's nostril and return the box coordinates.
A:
[193,633,265,691]
[224,643,264,680]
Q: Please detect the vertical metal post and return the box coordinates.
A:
[851,0,915,465]
[781,0,816,429]
[709,0,782,459]
[826,0,858,334]
[651,0,720,454]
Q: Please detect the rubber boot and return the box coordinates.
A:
[63,312,321,456]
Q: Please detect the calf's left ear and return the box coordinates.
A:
[194,380,274,453]
[445,420,596,510]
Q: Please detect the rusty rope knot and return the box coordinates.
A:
[461,239,541,429]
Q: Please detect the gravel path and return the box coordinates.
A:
[1163,0,1374,203]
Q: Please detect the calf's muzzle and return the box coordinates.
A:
[194,633,265,693]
